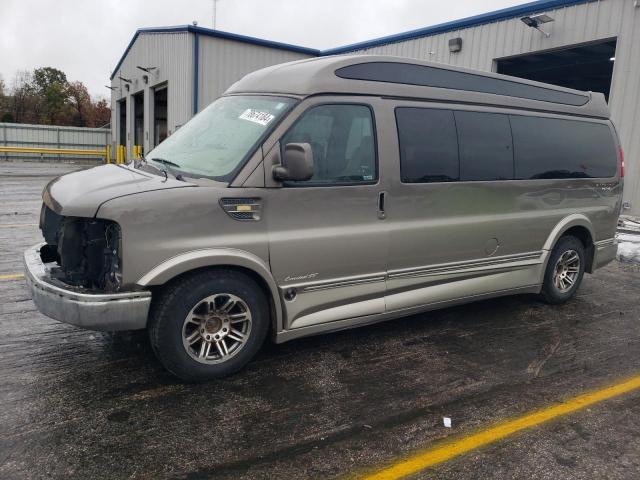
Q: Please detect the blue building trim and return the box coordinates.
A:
[109,0,594,80]
[193,32,199,115]
[188,25,321,55]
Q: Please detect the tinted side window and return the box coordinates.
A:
[511,116,617,179]
[282,104,376,185]
[455,111,514,181]
[396,108,459,183]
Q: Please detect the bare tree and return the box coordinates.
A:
[67,80,92,126]
[11,70,37,123]
[92,98,111,127]
[0,74,6,121]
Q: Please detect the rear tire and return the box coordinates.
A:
[541,235,585,305]
[148,269,269,382]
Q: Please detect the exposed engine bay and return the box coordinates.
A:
[39,204,122,292]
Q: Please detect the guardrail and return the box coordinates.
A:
[1,122,111,162]
[0,144,144,164]
[0,146,107,157]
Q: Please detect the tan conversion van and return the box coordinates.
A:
[25,56,623,381]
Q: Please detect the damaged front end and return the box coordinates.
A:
[39,204,123,292]
[24,204,151,331]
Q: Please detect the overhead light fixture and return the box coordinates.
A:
[610,56,616,61]
[448,37,463,53]
[118,76,132,84]
[136,66,157,73]
[520,13,554,37]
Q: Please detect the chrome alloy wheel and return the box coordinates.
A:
[181,293,252,364]
[553,249,581,293]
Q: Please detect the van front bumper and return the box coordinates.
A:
[24,243,151,331]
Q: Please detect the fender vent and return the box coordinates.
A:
[220,198,262,221]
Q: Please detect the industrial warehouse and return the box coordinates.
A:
[110,0,640,214]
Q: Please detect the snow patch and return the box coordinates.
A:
[616,232,640,264]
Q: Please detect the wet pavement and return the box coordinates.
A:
[1,161,640,480]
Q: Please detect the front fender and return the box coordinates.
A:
[136,248,283,332]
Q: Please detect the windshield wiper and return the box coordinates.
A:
[150,157,185,181]
[151,157,181,168]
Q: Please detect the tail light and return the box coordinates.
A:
[619,147,625,178]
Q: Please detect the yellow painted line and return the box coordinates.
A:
[0,223,38,229]
[358,375,640,480]
[0,273,24,281]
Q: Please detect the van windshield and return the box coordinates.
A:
[146,95,296,181]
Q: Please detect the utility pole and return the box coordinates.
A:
[212,0,219,30]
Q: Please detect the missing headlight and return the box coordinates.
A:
[39,205,122,292]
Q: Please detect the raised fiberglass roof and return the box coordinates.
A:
[226,55,609,118]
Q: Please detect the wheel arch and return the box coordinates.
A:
[137,249,283,333]
[542,214,596,274]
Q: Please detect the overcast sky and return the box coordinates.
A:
[1,0,526,99]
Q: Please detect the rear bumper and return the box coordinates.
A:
[593,238,618,270]
[24,243,151,331]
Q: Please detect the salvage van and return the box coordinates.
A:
[24,55,623,381]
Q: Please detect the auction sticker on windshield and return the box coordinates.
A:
[239,109,275,126]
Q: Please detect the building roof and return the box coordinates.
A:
[110,25,321,80]
[111,0,594,80]
[226,55,610,118]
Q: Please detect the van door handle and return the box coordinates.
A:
[377,191,387,220]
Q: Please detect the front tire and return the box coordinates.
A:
[148,269,269,382]
[541,235,585,305]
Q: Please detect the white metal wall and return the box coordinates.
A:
[1,122,110,161]
[348,0,640,214]
[197,35,312,109]
[110,32,194,156]
[110,31,313,159]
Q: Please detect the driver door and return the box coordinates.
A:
[262,98,389,331]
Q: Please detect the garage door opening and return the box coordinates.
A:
[153,85,168,147]
[133,91,144,150]
[496,39,617,101]
[117,99,126,146]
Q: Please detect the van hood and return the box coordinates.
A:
[43,164,195,217]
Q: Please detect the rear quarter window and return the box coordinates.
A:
[510,116,617,179]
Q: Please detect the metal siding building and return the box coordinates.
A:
[110,27,315,158]
[110,0,640,214]
[110,30,195,155]
[197,35,314,110]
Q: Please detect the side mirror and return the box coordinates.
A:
[272,143,314,182]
